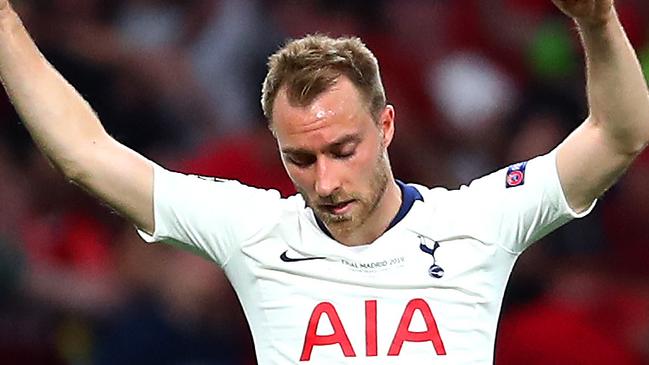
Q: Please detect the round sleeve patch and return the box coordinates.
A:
[505,161,527,188]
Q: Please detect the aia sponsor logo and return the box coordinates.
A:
[300,299,447,361]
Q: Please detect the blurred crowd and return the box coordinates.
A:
[0,0,648,364]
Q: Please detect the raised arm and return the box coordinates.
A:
[0,2,155,232]
[554,0,649,212]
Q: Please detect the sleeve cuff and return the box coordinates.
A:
[551,148,597,219]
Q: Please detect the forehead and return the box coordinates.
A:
[272,77,373,150]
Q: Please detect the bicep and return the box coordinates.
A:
[73,135,155,233]
[557,118,635,212]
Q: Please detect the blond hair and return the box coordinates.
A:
[261,34,386,124]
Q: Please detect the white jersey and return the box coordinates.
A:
[139,150,593,364]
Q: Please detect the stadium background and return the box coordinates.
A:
[0,0,648,363]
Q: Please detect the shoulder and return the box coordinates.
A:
[153,166,309,223]
[156,167,283,200]
[399,152,555,224]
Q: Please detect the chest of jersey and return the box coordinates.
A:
[227,228,514,364]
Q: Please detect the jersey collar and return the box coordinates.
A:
[314,180,424,240]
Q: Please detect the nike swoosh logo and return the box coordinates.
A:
[280,251,327,262]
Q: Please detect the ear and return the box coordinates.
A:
[379,105,395,148]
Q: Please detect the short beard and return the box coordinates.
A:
[299,149,390,234]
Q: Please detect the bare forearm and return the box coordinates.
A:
[0,7,109,178]
[579,10,649,155]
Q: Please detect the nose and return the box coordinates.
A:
[314,157,340,197]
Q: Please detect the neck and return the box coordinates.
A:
[331,178,402,246]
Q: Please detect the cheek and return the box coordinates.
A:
[350,149,379,181]
[342,153,376,192]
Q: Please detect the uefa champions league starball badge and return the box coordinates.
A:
[418,236,444,279]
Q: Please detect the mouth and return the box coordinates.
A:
[320,200,355,215]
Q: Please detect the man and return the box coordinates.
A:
[0,0,647,363]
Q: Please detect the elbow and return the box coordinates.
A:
[614,137,648,160]
[55,156,89,184]
[613,133,649,157]
[620,134,649,158]
[53,140,105,184]
[631,140,649,157]
[586,115,649,157]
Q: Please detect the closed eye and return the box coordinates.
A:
[330,138,359,160]
[285,153,316,167]
[333,150,355,159]
[281,134,360,166]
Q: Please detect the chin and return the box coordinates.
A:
[319,212,353,225]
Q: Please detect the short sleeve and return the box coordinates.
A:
[138,165,285,266]
[460,149,596,253]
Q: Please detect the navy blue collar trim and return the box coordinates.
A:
[391,180,424,230]
[314,180,424,240]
